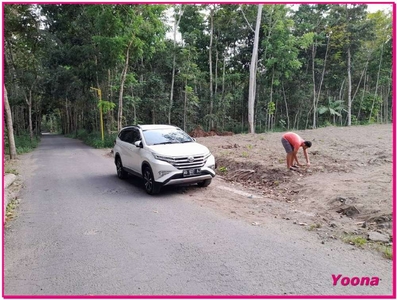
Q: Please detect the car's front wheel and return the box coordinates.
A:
[143,166,161,195]
[116,157,128,179]
[197,179,212,187]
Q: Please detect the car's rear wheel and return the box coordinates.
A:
[143,166,161,195]
[197,179,212,187]
[116,157,127,179]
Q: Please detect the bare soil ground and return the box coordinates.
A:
[5,124,393,256]
[187,124,393,253]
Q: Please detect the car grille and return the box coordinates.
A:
[171,155,205,170]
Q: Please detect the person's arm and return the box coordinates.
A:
[303,148,310,166]
[293,150,302,166]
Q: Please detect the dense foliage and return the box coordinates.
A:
[4,4,393,145]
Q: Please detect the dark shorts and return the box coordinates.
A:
[281,137,294,153]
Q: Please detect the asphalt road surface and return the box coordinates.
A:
[4,135,393,296]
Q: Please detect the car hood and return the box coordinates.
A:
[147,142,210,157]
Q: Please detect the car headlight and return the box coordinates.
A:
[158,170,172,177]
[152,153,175,163]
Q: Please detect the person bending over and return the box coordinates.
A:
[281,132,312,171]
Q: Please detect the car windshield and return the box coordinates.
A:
[143,128,194,146]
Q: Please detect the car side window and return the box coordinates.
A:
[118,130,129,142]
[118,128,141,144]
[124,131,135,144]
[130,129,141,144]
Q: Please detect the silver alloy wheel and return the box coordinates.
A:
[143,168,153,192]
[116,158,126,179]
[116,160,122,177]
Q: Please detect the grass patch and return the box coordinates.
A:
[5,168,19,175]
[67,130,117,149]
[5,133,40,155]
[372,243,393,260]
[6,198,20,222]
[383,246,393,260]
[308,223,322,231]
[218,166,228,174]
[342,234,367,247]
[241,151,249,158]
[220,151,231,157]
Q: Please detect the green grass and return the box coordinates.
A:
[383,246,393,260]
[5,168,19,175]
[372,243,393,260]
[241,151,249,158]
[308,223,322,231]
[5,133,40,155]
[6,198,20,222]
[67,130,117,149]
[341,234,393,258]
[220,151,231,157]
[342,235,367,247]
[218,166,228,174]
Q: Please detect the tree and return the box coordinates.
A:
[318,98,345,125]
[328,4,370,126]
[169,5,184,124]
[247,4,262,133]
[4,87,17,158]
[5,4,43,140]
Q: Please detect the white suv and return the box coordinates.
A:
[113,125,216,194]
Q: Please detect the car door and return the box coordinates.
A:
[117,129,134,170]
[127,128,143,173]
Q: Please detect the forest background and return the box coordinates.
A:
[3,4,393,154]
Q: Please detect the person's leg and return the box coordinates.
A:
[281,137,293,170]
[287,153,293,169]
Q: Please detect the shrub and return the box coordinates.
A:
[4,133,40,155]
[68,130,117,149]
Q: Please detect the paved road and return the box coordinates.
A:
[4,135,393,296]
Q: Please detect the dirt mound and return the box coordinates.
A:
[190,126,208,138]
[189,126,234,138]
[195,124,393,251]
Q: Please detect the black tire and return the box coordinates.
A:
[116,157,128,179]
[197,178,212,187]
[143,166,161,195]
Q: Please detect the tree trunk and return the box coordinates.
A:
[209,7,214,129]
[65,98,70,135]
[215,49,218,100]
[4,87,17,159]
[282,83,290,130]
[221,55,226,102]
[347,46,352,126]
[169,6,184,125]
[357,74,368,121]
[248,4,263,134]
[313,33,331,129]
[311,43,317,129]
[108,69,113,133]
[183,79,188,132]
[369,44,384,122]
[352,60,368,104]
[221,55,226,131]
[384,71,392,122]
[118,42,132,132]
[26,89,34,141]
[268,70,274,131]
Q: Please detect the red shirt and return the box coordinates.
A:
[283,132,304,151]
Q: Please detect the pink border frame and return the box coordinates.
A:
[1,1,396,299]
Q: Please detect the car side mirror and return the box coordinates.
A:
[134,141,143,148]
